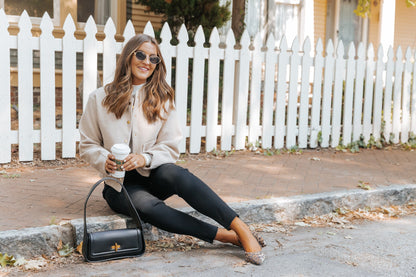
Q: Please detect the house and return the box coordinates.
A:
[1,0,162,38]
[243,0,416,52]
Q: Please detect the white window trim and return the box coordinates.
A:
[0,0,60,25]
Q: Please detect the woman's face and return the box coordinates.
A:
[130,42,158,85]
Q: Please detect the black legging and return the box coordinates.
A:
[102,163,238,243]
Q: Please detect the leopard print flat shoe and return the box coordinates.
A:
[245,251,265,265]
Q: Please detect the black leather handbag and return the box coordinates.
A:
[82,177,145,262]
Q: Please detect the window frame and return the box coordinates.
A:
[0,0,60,25]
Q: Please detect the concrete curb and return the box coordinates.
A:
[1,184,415,258]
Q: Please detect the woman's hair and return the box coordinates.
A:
[102,34,174,123]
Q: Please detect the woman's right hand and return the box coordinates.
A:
[105,153,117,174]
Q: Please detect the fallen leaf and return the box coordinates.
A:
[357,181,371,190]
[310,157,321,161]
[57,243,74,257]
[0,253,15,267]
[76,242,83,254]
[294,222,310,227]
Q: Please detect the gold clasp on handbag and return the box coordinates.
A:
[111,242,121,252]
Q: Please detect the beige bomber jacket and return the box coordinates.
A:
[79,86,182,188]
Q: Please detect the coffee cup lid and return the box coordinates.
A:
[111,143,130,154]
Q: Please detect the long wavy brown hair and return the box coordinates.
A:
[102,34,174,123]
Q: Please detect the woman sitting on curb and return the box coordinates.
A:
[78,34,265,265]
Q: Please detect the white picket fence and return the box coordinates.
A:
[1,9,416,163]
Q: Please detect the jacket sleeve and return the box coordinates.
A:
[78,92,110,175]
[143,107,182,169]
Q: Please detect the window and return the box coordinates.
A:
[274,0,301,44]
[77,0,112,25]
[0,0,60,24]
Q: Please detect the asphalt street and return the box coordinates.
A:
[5,215,416,277]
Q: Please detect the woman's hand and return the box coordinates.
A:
[123,154,146,171]
[105,153,117,174]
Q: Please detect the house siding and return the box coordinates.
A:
[394,0,416,50]
[131,4,163,34]
[314,0,327,46]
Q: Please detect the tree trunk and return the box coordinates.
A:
[232,0,245,41]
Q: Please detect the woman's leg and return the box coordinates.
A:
[149,163,238,229]
[102,171,218,243]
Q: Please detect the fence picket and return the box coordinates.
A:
[205,27,221,152]
[309,39,324,148]
[175,25,190,152]
[321,40,335,148]
[248,34,262,147]
[363,44,375,143]
[262,34,277,149]
[160,23,173,86]
[103,18,117,86]
[220,30,236,151]
[0,9,11,163]
[383,47,394,141]
[274,36,288,149]
[353,43,365,142]
[298,37,312,148]
[83,16,98,110]
[233,30,250,150]
[392,47,403,143]
[342,43,356,146]
[143,21,155,37]
[372,45,384,140]
[331,42,345,147]
[286,37,300,148]
[401,48,412,142]
[123,20,136,46]
[18,11,34,161]
[62,14,77,158]
[189,26,205,153]
[40,13,56,160]
[412,50,416,134]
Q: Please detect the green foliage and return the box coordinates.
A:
[135,0,231,39]
[355,0,416,18]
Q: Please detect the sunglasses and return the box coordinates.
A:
[134,50,161,65]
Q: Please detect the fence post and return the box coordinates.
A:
[40,12,56,160]
[83,16,98,111]
[103,18,117,86]
[274,36,288,149]
[309,39,324,148]
[363,44,375,144]
[331,41,345,148]
[342,43,356,146]
[62,14,77,158]
[175,24,190,153]
[233,30,250,150]
[0,9,11,163]
[392,46,403,143]
[298,37,312,148]
[373,45,384,141]
[286,37,300,149]
[205,27,221,152]
[220,30,236,151]
[353,43,365,142]
[248,34,262,148]
[189,26,205,153]
[321,40,335,148]
[17,10,34,161]
[383,47,394,141]
[401,48,413,143]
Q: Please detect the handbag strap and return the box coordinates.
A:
[83,177,144,240]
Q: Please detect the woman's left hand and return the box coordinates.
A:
[123,154,146,171]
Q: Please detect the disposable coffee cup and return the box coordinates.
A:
[110,143,130,178]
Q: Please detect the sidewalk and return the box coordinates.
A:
[1,148,415,232]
